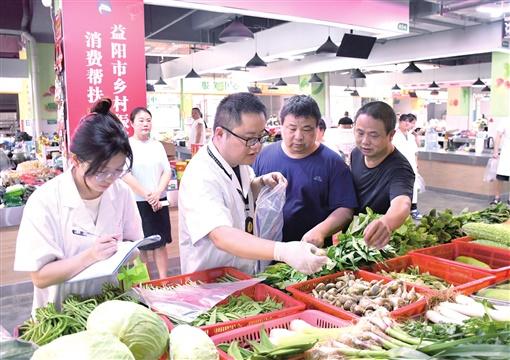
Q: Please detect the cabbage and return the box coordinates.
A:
[87,300,168,360]
[169,325,218,360]
[31,331,134,360]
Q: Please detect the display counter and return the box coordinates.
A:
[417,149,493,198]
[0,205,25,228]
[175,146,191,160]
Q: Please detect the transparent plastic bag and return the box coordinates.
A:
[133,278,262,323]
[254,182,287,272]
[416,172,426,193]
[483,158,498,182]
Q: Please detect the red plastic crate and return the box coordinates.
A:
[286,270,429,321]
[141,266,253,288]
[370,254,497,294]
[211,310,354,360]
[451,236,472,243]
[156,283,305,336]
[410,242,510,282]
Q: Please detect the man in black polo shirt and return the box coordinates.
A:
[350,101,414,249]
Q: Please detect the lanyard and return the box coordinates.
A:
[207,146,253,234]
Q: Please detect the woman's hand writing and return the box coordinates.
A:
[89,234,120,262]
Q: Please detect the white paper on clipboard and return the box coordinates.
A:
[66,235,160,283]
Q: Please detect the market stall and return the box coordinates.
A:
[4,203,509,360]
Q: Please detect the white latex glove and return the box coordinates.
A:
[274,241,329,275]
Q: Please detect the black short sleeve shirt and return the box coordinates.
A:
[350,147,415,214]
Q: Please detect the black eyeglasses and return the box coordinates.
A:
[221,126,269,147]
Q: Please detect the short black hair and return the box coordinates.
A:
[129,107,152,122]
[354,101,396,134]
[338,117,353,125]
[213,92,266,129]
[70,98,133,177]
[399,113,410,122]
[318,118,326,131]
[280,95,321,126]
[192,107,203,118]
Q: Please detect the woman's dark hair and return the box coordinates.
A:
[354,101,396,134]
[213,92,266,129]
[399,113,410,122]
[280,95,321,126]
[129,107,152,122]
[70,98,133,177]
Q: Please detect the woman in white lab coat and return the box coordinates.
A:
[14,98,143,313]
[493,119,510,204]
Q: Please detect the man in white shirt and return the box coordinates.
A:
[392,113,421,219]
[178,93,329,275]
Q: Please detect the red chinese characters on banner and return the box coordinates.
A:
[61,0,145,138]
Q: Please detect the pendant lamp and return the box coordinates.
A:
[391,83,401,91]
[481,85,491,92]
[309,73,322,84]
[185,68,201,78]
[219,19,254,42]
[268,84,278,90]
[344,85,352,92]
[246,52,267,68]
[351,89,360,97]
[430,90,439,96]
[275,77,287,86]
[428,81,440,89]
[472,77,485,87]
[351,68,366,79]
[403,61,422,73]
[315,36,338,55]
[155,77,167,85]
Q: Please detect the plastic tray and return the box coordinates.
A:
[211,310,354,360]
[286,270,429,321]
[157,283,305,336]
[471,276,510,306]
[410,242,510,282]
[370,254,497,294]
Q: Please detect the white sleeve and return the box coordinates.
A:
[14,191,64,272]
[121,186,144,241]
[179,172,233,244]
[156,142,170,172]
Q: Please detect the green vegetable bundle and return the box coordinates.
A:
[191,295,283,326]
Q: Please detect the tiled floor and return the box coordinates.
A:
[0,190,491,336]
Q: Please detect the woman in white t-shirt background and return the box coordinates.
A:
[189,107,206,146]
[122,107,172,279]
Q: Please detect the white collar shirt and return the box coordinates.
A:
[178,140,257,275]
[14,168,143,313]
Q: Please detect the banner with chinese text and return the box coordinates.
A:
[61,0,145,138]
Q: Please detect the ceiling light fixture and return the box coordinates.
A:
[392,84,401,91]
[268,84,278,90]
[316,27,338,55]
[428,81,440,89]
[155,77,167,85]
[246,52,267,67]
[481,85,491,92]
[403,61,422,73]
[146,83,155,92]
[351,68,366,79]
[472,77,486,87]
[219,18,254,42]
[275,77,287,86]
[309,73,322,84]
[344,85,352,92]
[185,46,201,79]
[351,89,359,97]
[430,90,439,96]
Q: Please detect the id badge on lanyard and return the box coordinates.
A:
[208,146,254,235]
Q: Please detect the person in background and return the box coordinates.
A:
[315,118,327,143]
[393,113,422,220]
[337,115,356,165]
[254,95,357,248]
[350,101,415,249]
[492,118,510,205]
[338,111,352,126]
[14,98,143,313]
[179,92,328,275]
[122,107,172,279]
[190,107,206,146]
